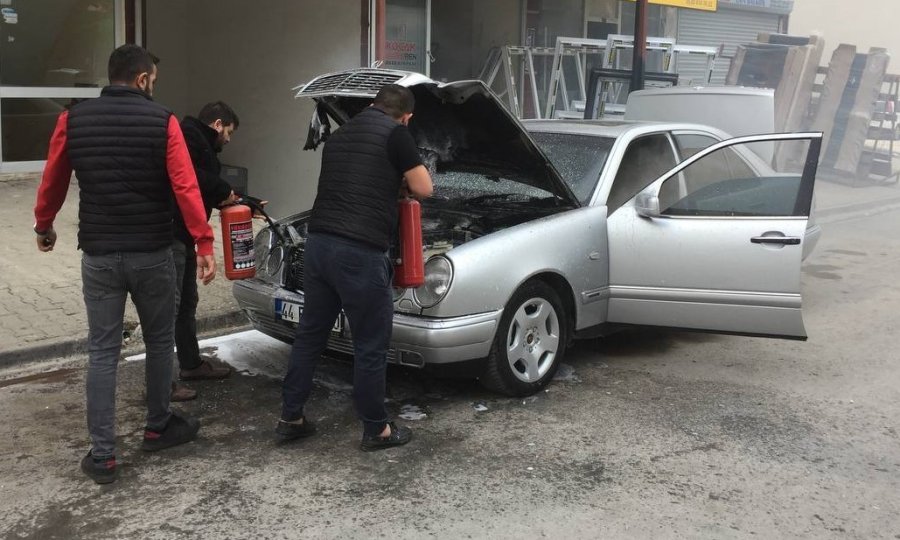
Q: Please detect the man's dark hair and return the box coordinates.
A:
[373,84,415,118]
[198,101,240,129]
[108,44,159,84]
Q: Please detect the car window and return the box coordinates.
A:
[608,134,677,214]
[659,140,814,218]
[663,133,762,211]
[674,133,718,159]
[529,132,613,205]
[675,133,759,177]
[724,148,757,178]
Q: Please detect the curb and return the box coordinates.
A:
[0,309,250,369]
[816,198,900,224]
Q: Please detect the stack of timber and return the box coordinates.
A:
[726,33,825,169]
[810,45,892,184]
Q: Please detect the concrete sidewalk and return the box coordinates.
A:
[0,173,250,366]
[2,171,900,367]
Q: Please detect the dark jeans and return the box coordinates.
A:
[82,247,175,459]
[172,240,202,371]
[281,233,394,437]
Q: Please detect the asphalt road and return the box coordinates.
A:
[1,209,898,539]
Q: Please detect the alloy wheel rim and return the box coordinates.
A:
[506,297,560,383]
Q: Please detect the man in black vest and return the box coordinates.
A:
[33,45,216,484]
[170,102,240,402]
[277,84,433,451]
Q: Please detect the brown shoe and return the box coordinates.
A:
[179,359,232,381]
[171,382,197,402]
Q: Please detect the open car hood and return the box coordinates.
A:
[294,69,580,207]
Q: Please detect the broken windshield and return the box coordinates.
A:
[431,170,556,204]
[529,132,614,205]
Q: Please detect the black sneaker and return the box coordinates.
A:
[80,451,118,484]
[360,422,412,452]
[274,416,317,442]
[141,411,200,452]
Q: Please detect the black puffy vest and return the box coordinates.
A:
[308,107,403,251]
[66,86,173,254]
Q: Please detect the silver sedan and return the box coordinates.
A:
[234,69,822,396]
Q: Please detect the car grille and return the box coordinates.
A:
[299,70,405,96]
[284,246,305,291]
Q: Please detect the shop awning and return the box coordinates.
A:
[625,0,717,11]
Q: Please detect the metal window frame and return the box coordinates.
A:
[0,0,132,173]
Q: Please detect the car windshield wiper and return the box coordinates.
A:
[464,192,559,206]
[464,193,518,205]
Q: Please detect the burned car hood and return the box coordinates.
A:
[294,69,579,207]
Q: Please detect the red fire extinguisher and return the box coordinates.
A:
[393,198,424,288]
[220,203,256,280]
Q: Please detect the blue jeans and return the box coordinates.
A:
[281,233,394,437]
[82,247,175,458]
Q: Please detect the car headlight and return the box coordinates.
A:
[265,245,285,276]
[392,286,406,302]
[413,256,453,308]
[253,228,272,267]
[254,227,285,277]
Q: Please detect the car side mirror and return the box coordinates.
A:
[635,192,661,218]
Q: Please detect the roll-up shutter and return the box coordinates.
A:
[676,8,781,86]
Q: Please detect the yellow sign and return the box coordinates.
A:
[627,0,717,11]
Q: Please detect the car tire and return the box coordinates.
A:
[480,280,568,396]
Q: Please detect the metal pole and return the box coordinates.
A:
[630,0,648,93]
[375,0,387,65]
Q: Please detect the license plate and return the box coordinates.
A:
[275,300,343,333]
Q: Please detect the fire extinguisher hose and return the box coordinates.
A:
[235,194,288,246]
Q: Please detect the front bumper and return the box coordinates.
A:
[233,279,501,367]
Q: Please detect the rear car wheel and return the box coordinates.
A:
[480,281,568,396]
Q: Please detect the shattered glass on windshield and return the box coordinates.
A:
[529,132,615,204]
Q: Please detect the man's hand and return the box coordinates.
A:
[252,200,270,219]
[36,227,57,252]
[219,190,240,207]
[196,254,216,285]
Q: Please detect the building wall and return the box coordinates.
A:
[148,0,363,217]
[146,1,189,118]
[430,0,520,82]
[789,0,896,68]
[430,0,476,81]
[468,0,521,77]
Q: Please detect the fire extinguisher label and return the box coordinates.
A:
[229,220,255,270]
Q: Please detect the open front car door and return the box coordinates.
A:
[605,132,823,340]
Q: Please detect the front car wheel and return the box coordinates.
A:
[480,280,568,396]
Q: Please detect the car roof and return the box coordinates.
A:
[522,119,731,139]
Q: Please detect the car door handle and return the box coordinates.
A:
[751,236,801,245]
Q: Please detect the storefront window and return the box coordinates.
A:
[524,0,584,49]
[384,0,429,74]
[618,2,667,72]
[0,0,115,88]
